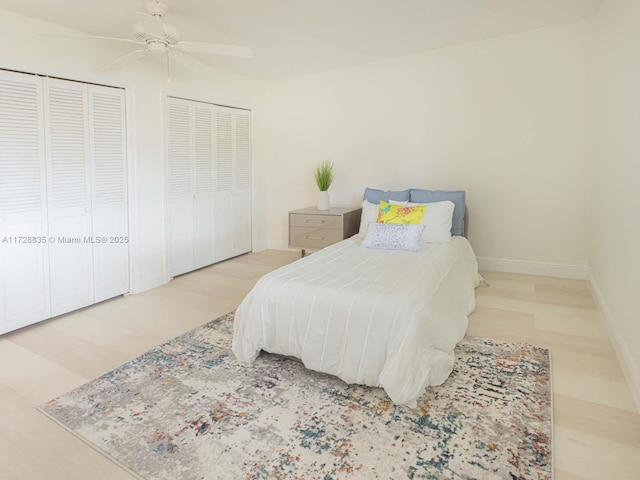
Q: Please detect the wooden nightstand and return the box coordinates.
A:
[289,206,362,257]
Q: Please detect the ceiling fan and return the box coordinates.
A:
[45,1,253,70]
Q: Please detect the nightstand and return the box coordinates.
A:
[289,206,362,257]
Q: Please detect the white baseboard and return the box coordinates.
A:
[477,257,588,280]
[588,271,640,413]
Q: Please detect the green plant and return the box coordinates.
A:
[313,160,335,191]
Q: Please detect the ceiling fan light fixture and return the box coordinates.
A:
[148,40,167,54]
[132,22,180,44]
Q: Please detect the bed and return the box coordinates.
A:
[232,188,480,407]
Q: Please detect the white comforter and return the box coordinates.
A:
[232,236,480,407]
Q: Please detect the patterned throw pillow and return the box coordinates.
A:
[361,223,426,252]
[390,199,455,243]
[376,201,426,225]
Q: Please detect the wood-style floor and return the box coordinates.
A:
[1,250,638,479]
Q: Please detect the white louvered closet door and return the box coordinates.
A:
[0,71,50,332]
[193,101,215,268]
[44,77,94,317]
[168,99,251,276]
[214,106,234,261]
[233,109,252,255]
[88,85,129,302]
[168,97,195,276]
[214,105,252,261]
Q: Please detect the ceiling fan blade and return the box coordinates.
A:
[102,49,150,70]
[135,11,165,38]
[41,32,141,45]
[168,51,209,70]
[176,41,253,58]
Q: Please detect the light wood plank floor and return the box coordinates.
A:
[1,250,638,479]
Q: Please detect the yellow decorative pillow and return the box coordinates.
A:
[376,201,426,225]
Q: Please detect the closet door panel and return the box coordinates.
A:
[0,222,49,333]
[88,86,129,302]
[194,199,214,267]
[47,214,94,316]
[44,78,93,316]
[214,107,234,261]
[168,201,194,277]
[214,196,234,261]
[233,193,252,255]
[233,110,252,255]
[92,211,128,302]
[193,103,215,268]
[0,71,50,331]
[168,98,194,276]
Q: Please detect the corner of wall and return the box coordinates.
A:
[267,240,290,251]
[588,270,640,413]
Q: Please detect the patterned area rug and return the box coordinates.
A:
[39,312,552,480]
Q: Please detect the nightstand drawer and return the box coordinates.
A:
[289,226,343,249]
[290,213,341,229]
[288,206,362,256]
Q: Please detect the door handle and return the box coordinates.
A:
[303,236,324,240]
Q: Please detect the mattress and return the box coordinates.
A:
[232,236,480,407]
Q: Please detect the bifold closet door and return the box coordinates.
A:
[192,102,215,268]
[0,71,50,333]
[0,72,128,332]
[89,85,129,303]
[168,99,251,277]
[214,106,251,261]
[233,109,252,255]
[44,77,94,316]
[168,98,216,277]
[168,98,195,276]
[213,107,234,261]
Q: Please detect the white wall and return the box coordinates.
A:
[0,9,268,293]
[264,21,593,273]
[590,0,640,409]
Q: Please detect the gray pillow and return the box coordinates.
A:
[410,189,466,236]
[363,187,411,204]
[361,223,425,252]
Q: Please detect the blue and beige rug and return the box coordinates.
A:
[39,312,552,480]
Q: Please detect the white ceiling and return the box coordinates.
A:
[0,0,603,80]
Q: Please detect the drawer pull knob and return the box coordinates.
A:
[303,235,324,240]
[305,219,325,224]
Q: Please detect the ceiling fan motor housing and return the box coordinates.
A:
[132,22,180,46]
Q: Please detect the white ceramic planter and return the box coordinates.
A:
[317,191,330,211]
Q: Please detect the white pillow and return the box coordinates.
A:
[357,200,379,238]
[390,200,454,243]
[358,199,412,238]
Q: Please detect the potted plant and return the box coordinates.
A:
[313,160,335,210]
